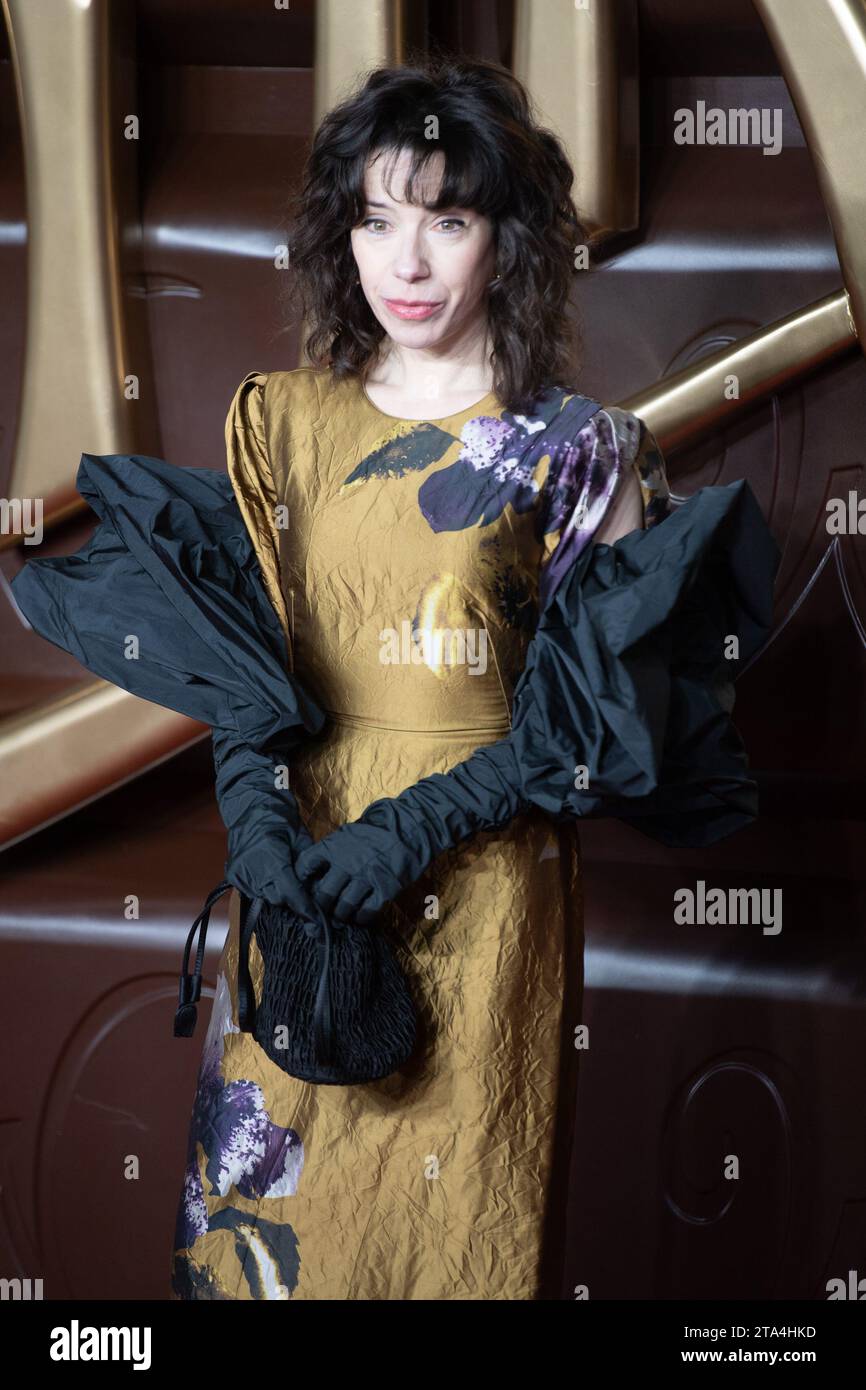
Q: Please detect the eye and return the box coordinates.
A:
[437,218,467,233]
[360,217,389,233]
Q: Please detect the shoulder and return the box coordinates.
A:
[539,396,670,527]
[539,399,647,495]
[564,402,666,492]
[257,365,344,425]
[535,390,650,464]
[225,365,341,433]
[563,399,646,456]
[580,404,671,531]
[225,366,350,492]
[225,370,268,445]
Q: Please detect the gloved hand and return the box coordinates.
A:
[294,738,529,926]
[211,724,322,922]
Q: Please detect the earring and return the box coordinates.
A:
[488,273,501,287]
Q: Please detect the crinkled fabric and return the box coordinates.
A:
[11,366,776,1298]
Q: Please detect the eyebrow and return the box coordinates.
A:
[363,199,458,212]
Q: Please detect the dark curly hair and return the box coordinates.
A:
[279,54,593,414]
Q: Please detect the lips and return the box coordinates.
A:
[382,298,444,320]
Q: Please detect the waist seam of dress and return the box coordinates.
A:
[321,709,512,736]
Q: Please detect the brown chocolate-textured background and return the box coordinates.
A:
[0,0,863,1300]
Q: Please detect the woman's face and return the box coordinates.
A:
[349,147,496,355]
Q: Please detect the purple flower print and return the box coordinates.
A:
[173,971,305,1253]
[537,407,672,613]
[417,387,601,535]
[418,411,547,532]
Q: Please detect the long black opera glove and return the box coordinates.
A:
[296,478,780,925]
[296,738,528,925]
[210,723,321,920]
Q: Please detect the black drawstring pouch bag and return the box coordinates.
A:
[173,880,418,1085]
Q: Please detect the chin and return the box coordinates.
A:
[381,320,452,348]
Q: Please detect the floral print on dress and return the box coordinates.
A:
[479,535,537,632]
[338,385,673,631]
[342,422,455,484]
[171,971,304,1299]
[173,1208,301,1301]
[537,406,673,613]
[417,389,571,533]
[635,436,672,529]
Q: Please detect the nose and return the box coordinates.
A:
[392,229,430,283]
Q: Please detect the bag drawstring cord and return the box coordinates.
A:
[173,878,232,1038]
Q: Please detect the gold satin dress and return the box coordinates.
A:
[169,365,666,1300]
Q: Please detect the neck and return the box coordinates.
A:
[369,319,494,397]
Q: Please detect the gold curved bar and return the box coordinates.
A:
[1,0,158,546]
[753,0,866,349]
[621,290,856,452]
[301,0,406,368]
[314,0,405,126]
[513,0,640,240]
[0,682,208,850]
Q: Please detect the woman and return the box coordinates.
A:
[174,57,680,1301]
[11,56,777,1302]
